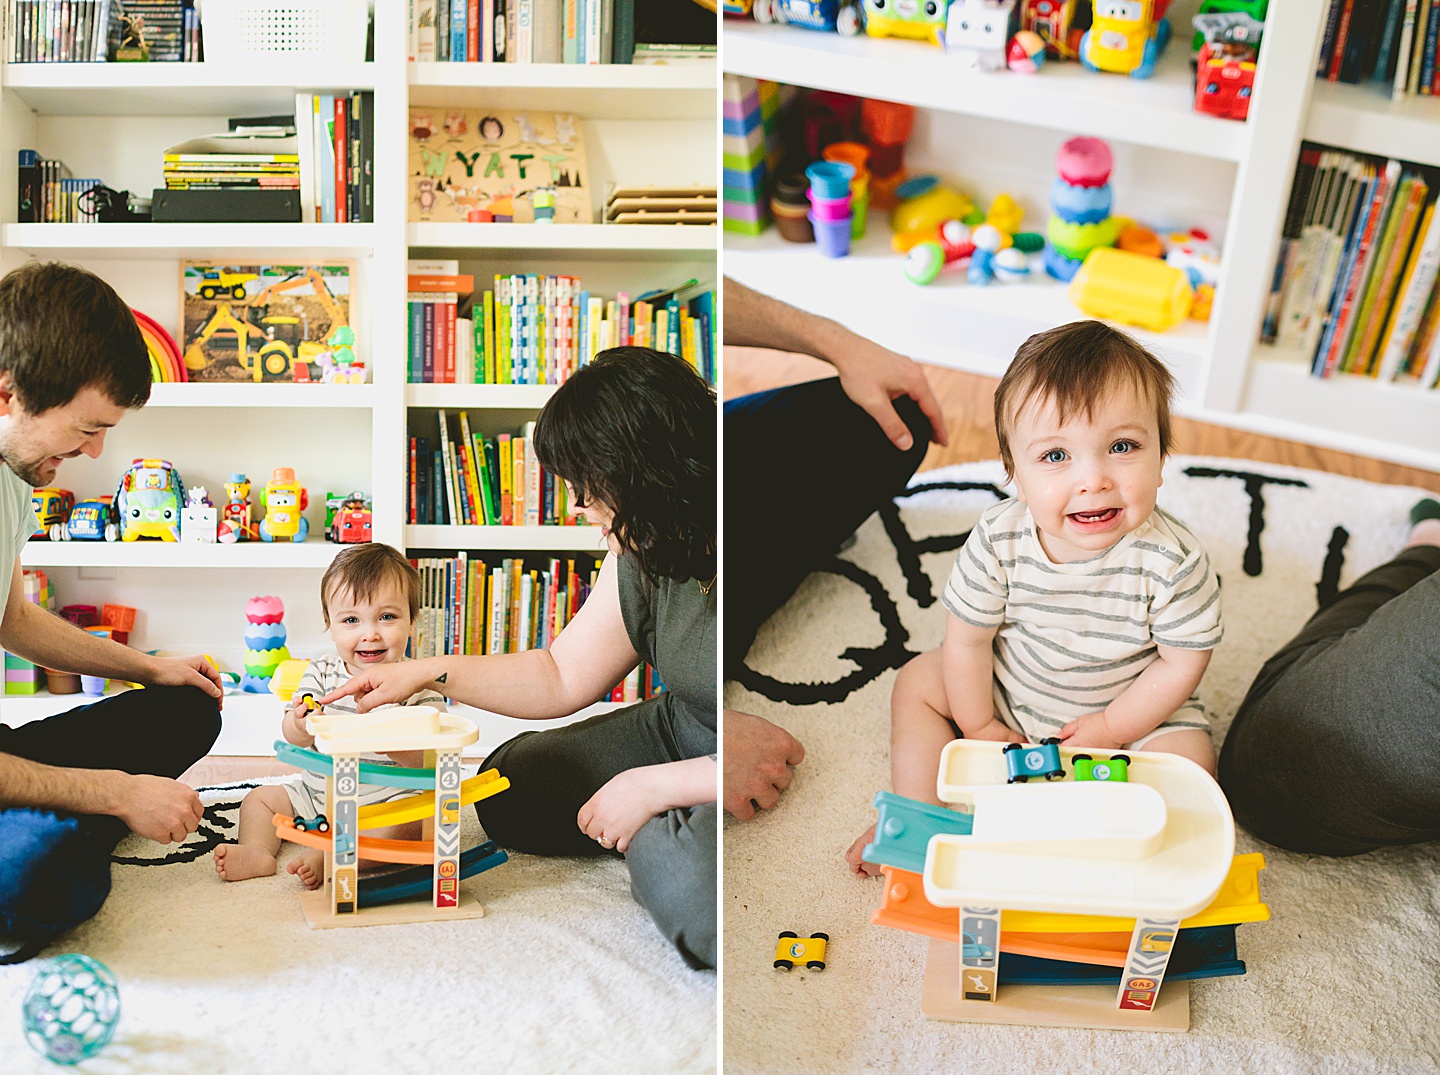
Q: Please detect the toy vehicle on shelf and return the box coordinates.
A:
[259,467,309,542]
[196,269,259,301]
[292,814,330,833]
[774,931,828,970]
[1002,737,1064,783]
[53,497,119,542]
[30,487,74,537]
[1192,11,1262,120]
[1072,753,1130,782]
[755,0,864,34]
[115,458,185,542]
[1080,0,1171,78]
[327,496,373,543]
[863,0,946,45]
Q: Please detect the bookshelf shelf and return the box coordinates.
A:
[726,221,1210,391]
[1,223,380,259]
[19,540,344,570]
[1,60,378,115]
[405,525,607,552]
[409,61,716,119]
[722,20,1247,162]
[407,384,557,409]
[407,223,717,256]
[1306,80,1440,169]
[145,384,376,408]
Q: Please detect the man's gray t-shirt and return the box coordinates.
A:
[0,465,34,587]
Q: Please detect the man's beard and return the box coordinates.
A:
[1,449,53,487]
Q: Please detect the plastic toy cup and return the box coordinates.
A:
[772,172,811,208]
[809,211,853,257]
[868,169,907,211]
[850,189,870,240]
[771,197,815,243]
[805,161,855,201]
[822,141,871,177]
[807,189,853,221]
[80,675,107,695]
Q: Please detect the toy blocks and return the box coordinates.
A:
[723,75,794,236]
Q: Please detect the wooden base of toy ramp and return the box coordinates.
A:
[921,939,1190,1032]
[298,886,488,930]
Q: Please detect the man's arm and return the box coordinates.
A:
[0,753,203,843]
[0,562,222,700]
[723,276,948,451]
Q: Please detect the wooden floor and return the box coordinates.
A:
[724,346,1440,494]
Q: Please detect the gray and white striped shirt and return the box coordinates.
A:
[942,499,1222,746]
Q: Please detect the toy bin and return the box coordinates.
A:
[200,0,370,62]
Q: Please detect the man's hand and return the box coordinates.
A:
[112,773,203,844]
[1059,710,1125,751]
[723,710,804,820]
[143,654,224,705]
[832,338,949,453]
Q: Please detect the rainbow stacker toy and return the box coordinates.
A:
[271,703,511,928]
[861,739,1268,1031]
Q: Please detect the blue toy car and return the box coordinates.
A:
[1003,738,1064,783]
[1072,753,1130,782]
[292,814,330,833]
[54,497,119,541]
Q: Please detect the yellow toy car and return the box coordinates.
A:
[864,0,946,45]
[1080,0,1167,77]
[259,467,309,542]
[774,931,828,970]
[30,487,74,537]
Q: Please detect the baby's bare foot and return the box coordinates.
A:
[286,849,325,890]
[214,843,277,882]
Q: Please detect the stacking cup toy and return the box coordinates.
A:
[805,161,855,200]
[809,211,853,257]
[808,189,853,221]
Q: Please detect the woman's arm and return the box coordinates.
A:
[317,555,641,719]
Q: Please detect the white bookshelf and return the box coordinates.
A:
[724,2,1440,472]
[0,5,717,746]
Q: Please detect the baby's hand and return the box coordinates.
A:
[1059,711,1125,750]
[845,824,883,877]
[965,719,1025,745]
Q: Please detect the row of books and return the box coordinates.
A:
[1318,0,1440,100]
[1262,144,1440,387]
[409,415,581,527]
[406,269,716,386]
[296,91,374,224]
[410,0,635,64]
[412,552,661,702]
[16,151,100,222]
[9,0,199,62]
[413,552,590,657]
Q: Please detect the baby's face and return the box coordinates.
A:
[325,581,414,672]
[1008,383,1165,563]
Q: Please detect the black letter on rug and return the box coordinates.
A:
[1182,467,1309,577]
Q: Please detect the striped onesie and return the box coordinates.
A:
[280,652,448,820]
[941,499,1222,749]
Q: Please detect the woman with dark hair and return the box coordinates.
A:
[320,347,717,969]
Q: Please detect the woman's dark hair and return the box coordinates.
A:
[533,347,715,584]
[0,261,150,413]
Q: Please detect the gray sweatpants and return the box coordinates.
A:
[1218,545,1440,854]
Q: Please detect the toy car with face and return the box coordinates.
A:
[1080,0,1169,78]
[864,0,946,45]
[31,487,74,537]
[761,0,864,33]
[121,489,181,541]
[259,468,309,542]
[293,814,330,833]
[55,497,119,541]
[328,499,373,543]
[774,931,828,970]
[1072,753,1130,782]
[1003,737,1065,783]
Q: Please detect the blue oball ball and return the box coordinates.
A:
[22,954,120,1065]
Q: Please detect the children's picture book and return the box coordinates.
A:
[179,261,359,384]
[407,109,593,223]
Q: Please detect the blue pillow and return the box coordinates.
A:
[0,809,111,963]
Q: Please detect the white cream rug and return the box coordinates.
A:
[724,457,1440,1074]
[0,779,715,1074]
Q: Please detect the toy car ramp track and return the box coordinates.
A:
[357,841,509,908]
[273,816,445,864]
[357,771,509,827]
[274,740,462,789]
[925,739,1235,919]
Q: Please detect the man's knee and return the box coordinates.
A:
[628,804,717,970]
[153,686,222,762]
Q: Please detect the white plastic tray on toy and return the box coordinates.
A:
[923,740,1235,920]
[309,705,480,754]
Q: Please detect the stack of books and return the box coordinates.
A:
[17,150,101,222]
[410,0,641,63]
[1317,0,1440,101]
[1262,143,1440,387]
[162,129,299,193]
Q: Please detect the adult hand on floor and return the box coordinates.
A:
[723,710,805,820]
[114,773,203,844]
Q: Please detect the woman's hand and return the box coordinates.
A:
[577,767,667,854]
[317,660,437,713]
